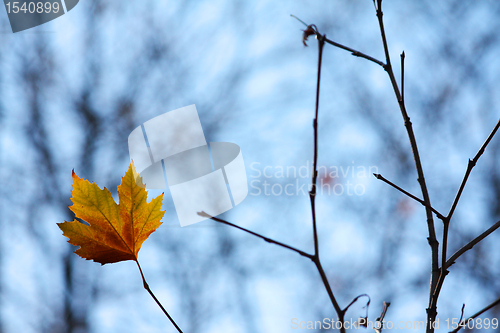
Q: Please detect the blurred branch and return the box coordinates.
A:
[446,218,500,268]
[449,296,500,333]
[373,173,445,220]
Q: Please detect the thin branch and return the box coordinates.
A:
[400,51,405,103]
[314,258,344,321]
[440,216,450,267]
[343,294,370,315]
[446,218,500,268]
[291,15,385,67]
[308,33,345,331]
[198,212,314,260]
[373,2,440,331]
[373,173,445,220]
[374,302,391,333]
[458,304,465,325]
[276,24,347,329]
[290,14,308,27]
[199,213,344,323]
[323,37,385,67]
[429,268,448,314]
[310,33,325,258]
[449,296,500,333]
[447,118,500,220]
[434,116,500,330]
[375,0,392,69]
[135,260,183,333]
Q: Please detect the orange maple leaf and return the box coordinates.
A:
[58,161,164,265]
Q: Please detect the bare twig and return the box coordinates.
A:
[291,15,385,67]
[198,212,314,260]
[447,118,500,220]
[227,23,346,330]
[458,304,465,325]
[308,32,346,331]
[294,4,439,330]
[135,261,183,333]
[314,258,344,325]
[374,302,391,333]
[323,37,385,67]
[290,14,308,27]
[449,296,500,333]
[436,213,452,316]
[198,213,345,328]
[373,173,445,220]
[433,118,500,323]
[310,32,325,258]
[343,294,370,317]
[295,4,500,333]
[400,52,405,103]
[446,219,500,268]
[373,2,439,330]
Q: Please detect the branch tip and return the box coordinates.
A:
[197,211,212,218]
[290,14,308,27]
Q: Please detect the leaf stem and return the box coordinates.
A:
[135,260,183,333]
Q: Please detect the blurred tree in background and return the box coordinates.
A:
[1,0,500,332]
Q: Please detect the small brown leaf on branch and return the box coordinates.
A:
[302,25,317,46]
[57,161,164,265]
